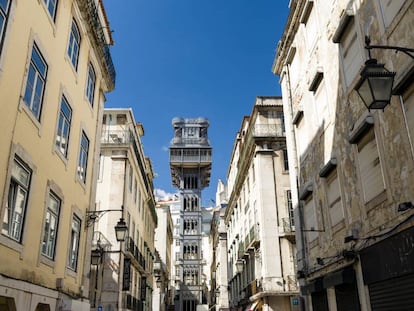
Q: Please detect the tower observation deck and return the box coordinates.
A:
[169,117,212,311]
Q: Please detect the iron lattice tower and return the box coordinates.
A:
[169,117,212,311]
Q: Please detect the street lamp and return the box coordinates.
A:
[114,218,128,242]
[354,36,414,110]
[235,260,244,273]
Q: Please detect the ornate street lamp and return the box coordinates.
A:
[114,217,128,242]
[235,260,244,273]
[354,36,414,110]
[355,59,395,110]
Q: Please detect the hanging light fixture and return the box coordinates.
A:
[354,58,396,110]
[114,217,128,242]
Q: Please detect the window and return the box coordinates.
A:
[340,24,363,87]
[378,0,405,28]
[67,19,80,69]
[68,215,80,270]
[56,96,72,157]
[41,192,60,259]
[43,0,58,20]
[23,43,48,120]
[134,179,137,203]
[77,131,89,183]
[326,172,344,227]
[86,63,96,105]
[283,149,289,171]
[287,190,294,226]
[303,197,318,242]
[302,2,318,50]
[0,0,11,55]
[2,157,31,242]
[357,129,385,202]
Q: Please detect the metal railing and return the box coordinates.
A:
[281,217,295,233]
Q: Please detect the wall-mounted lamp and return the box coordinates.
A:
[86,207,128,242]
[235,259,245,273]
[354,36,414,111]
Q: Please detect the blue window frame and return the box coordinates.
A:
[56,96,72,157]
[67,19,80,70]
[23,44,48,120]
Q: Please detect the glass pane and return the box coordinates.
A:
[0,0,9,12]
[32,46,47,76]
[12,160,30,186]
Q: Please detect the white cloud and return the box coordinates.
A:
[154,188,179,201]
[161,146,168,152]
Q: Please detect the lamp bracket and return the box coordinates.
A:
[365,36,414,60]
[86,209,123,227]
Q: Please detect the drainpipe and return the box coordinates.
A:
[399,95,414,161]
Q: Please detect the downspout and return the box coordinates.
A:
[399,95,414,160]
[283,63,308,277]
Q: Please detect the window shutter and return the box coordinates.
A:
[358,131,385,202]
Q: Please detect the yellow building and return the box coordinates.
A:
[0,0,115,310]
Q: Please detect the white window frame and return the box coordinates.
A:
[303,197,318,242]
[0,0,11,55]
[2,157,32,242]
[23,43,48,120]
[77,131,89,183]
[86,62,96,105]
[67,214,81,271]
[56,95,72,157]
[67,19,80,70]
[41,192,60,259]
[43,0,58,21]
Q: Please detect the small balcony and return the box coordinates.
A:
[252,124,285,139]
[126,237,146,271]
[101,130,131,145]
[280,218,295,243]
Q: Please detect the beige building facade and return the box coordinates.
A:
[91,108,157,311]
[225,97,299,311]
[0,0,114,310]
[153,201,174,311]
[273,0,414,310]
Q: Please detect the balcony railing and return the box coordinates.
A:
[251,124,285,138]
[101,130,131,144]
[170,137,210,146]
[169,149,212,163]
[281,217,295,233]
[78,0,116,90]
[126,237,146,270]
[124,293,144,311]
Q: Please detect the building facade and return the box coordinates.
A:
[91,108,157,311]
[153,200,174,311]
[273,0,414,310]
[225,97,299,311]
[169,117,213,311]
[0,0,114,310]
[210,180,230,311]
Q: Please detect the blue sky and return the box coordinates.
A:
[104,0,289,206]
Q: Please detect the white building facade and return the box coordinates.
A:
[225,97,299,311]
[91,108,157,311]
[273,1,414,310]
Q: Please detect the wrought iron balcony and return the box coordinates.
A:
[77,0,116,90]
[126,237,146,270]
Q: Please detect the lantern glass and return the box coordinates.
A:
[91,248,102,265]
[235,260,244,273]
[114,218,128,242]
[355,59,395,110]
